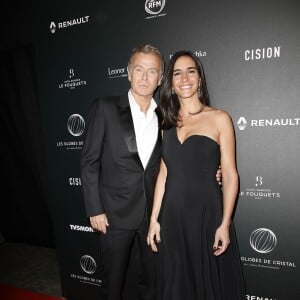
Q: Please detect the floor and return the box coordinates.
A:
[0,242,62,298]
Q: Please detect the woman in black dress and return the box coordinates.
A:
[147,50,245,299]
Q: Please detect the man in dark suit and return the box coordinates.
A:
[81,44,163,300]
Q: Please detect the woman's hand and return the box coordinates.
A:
[213,225,230,256]
[147,220,161,252]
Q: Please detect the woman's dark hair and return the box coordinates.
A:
[159,50,210,129]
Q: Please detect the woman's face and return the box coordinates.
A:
[172,55,200,101]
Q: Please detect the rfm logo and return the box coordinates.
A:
[145,0,166,15]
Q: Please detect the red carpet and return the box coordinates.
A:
[0,283,63,300]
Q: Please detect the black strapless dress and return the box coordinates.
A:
[157,127,245,300]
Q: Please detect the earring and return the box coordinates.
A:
[198,83,202,96]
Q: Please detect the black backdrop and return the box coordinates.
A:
[1,0,55,247]
[0,45,55,247]
[3,0,297,299]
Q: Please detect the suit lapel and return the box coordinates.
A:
[118,95,143,168]
[144,107,162,170]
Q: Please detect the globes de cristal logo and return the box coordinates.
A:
[67,114,85,137]
[70,255,101,286]
[242,227,296,270]
[250,228,277,254]
[56,114,85,150]
[80,255,97,274]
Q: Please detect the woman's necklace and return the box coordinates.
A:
[188,105,205,115]
[178,105,205,128]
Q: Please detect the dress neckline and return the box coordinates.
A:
[175,127,220,146]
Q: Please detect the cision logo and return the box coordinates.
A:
[58,68,87,90]
[69,177,82,186]
[145,0,167,19]
[236,116,300,130]
[49,16,89,34]
[56,114,85,151]
[244,46,281,61]
[240,176,280,200]
[70,254,102,286]
[241,227,296,270]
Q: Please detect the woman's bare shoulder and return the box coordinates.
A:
[204,107,233,130]
[204,106,231,118]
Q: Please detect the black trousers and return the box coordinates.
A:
[100,217,157,300]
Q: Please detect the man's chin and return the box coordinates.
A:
[136,90,154,97]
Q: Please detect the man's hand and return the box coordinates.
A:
[216,165,222,185]
[90,214,109,234]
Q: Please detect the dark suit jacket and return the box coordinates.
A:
[80,95,162,230]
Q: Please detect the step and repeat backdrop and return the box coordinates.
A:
[36,1,300,299]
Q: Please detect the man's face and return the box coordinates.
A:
[128,52,162,100]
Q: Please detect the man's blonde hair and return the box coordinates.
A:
[128,44,164,75]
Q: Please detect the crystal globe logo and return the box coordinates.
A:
[250,228,277,254]
[67,114,85,137]
[80,255,97,274]
[49,22,56,34]
[237,117,247,130]
[145,0,166,15]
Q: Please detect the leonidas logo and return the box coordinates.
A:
[49,16,89,34]
[145,0,166,15]
[108,66,127,79]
